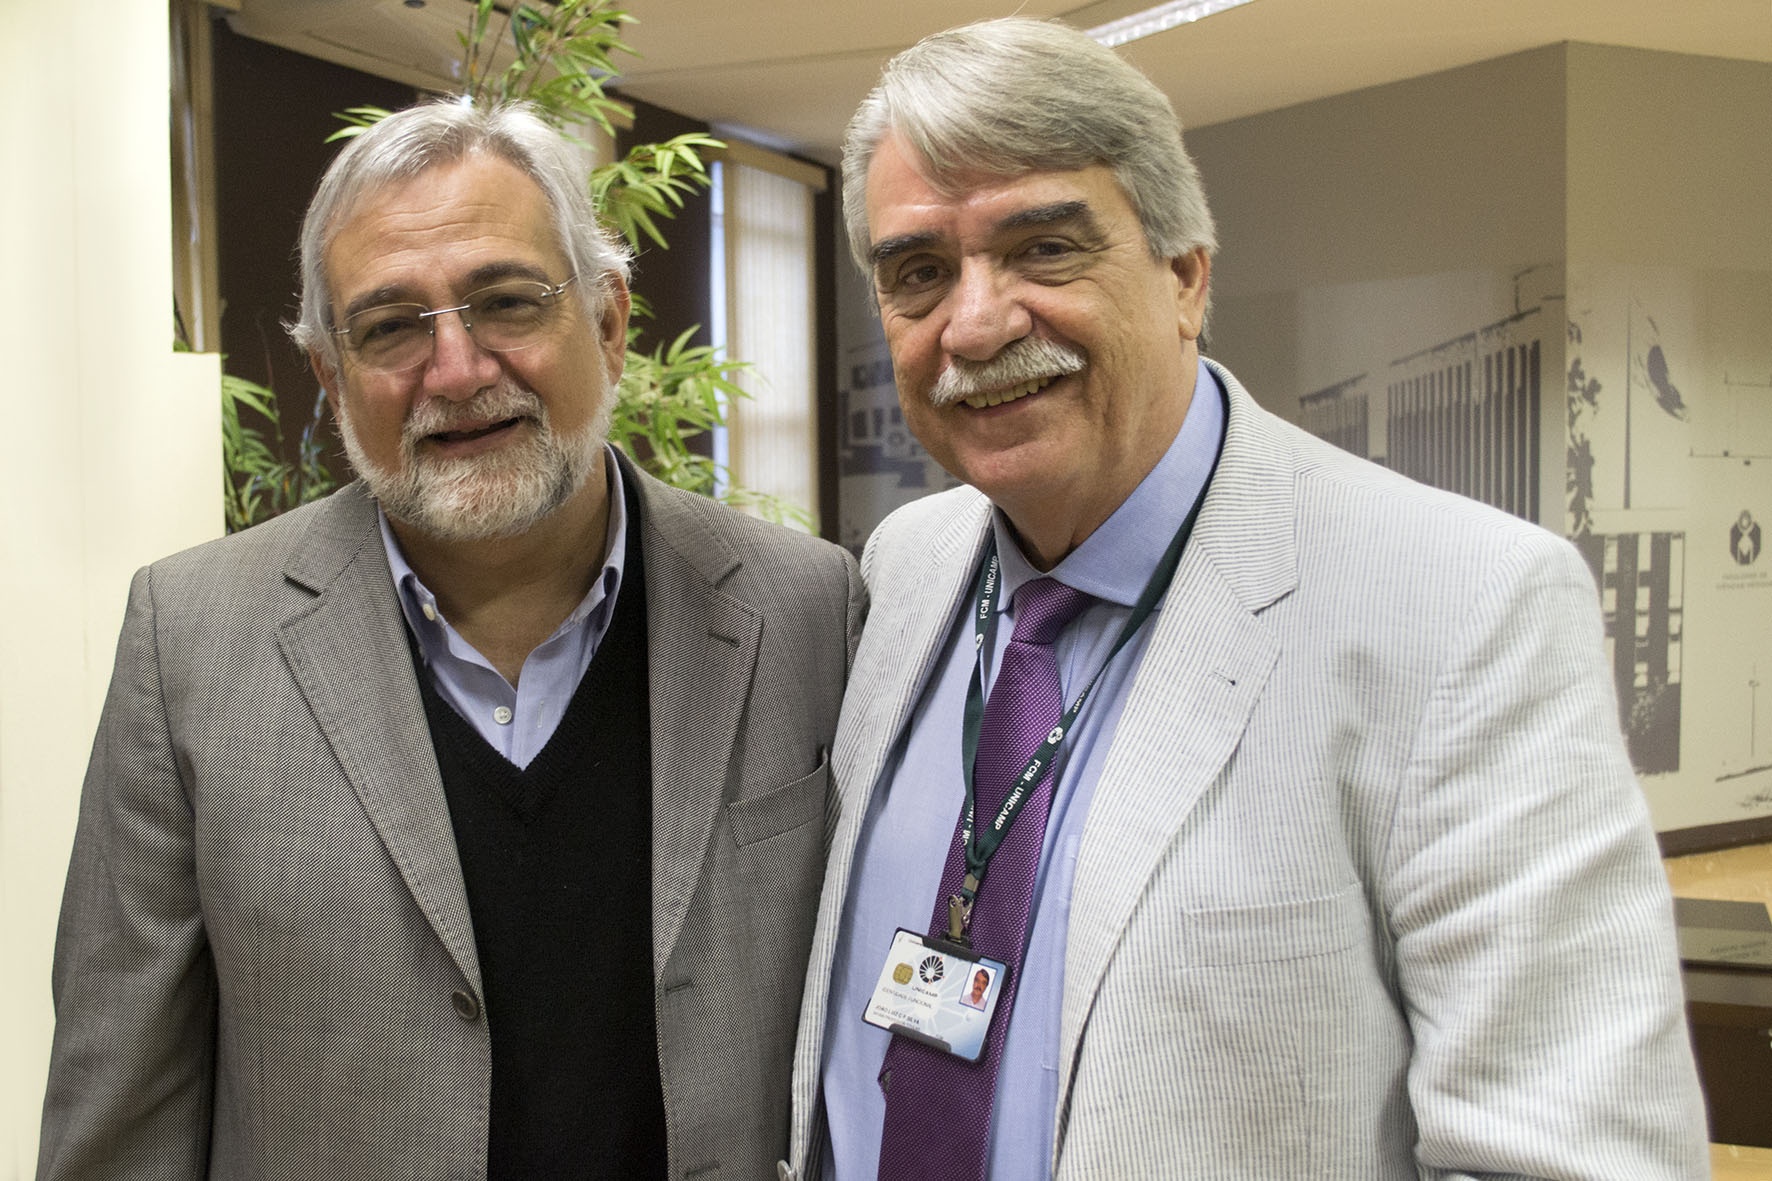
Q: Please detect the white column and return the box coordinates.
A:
[0,1,222,1174]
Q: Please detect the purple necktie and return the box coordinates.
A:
[876,577,1093,1181]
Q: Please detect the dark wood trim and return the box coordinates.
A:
[814,165,840,542]
[1661,815,1772,858]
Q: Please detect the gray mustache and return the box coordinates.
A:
[402,384,545,444]
[928,338,1085,407]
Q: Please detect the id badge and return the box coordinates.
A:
[862,929,1008,1062]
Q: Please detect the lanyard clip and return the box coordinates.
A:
[946,893,972,944]
[946,873,982,944]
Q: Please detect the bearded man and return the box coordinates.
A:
[39,100,861,1181]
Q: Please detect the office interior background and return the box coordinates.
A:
[3,0,1770,1173]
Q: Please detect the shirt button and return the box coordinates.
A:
[421,602,437,622]
[493,706,513,725]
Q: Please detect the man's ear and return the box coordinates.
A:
[597,274,633,378]
[1171,248,1210,343]
[307,350,339,416]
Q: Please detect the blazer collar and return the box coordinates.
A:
[626,457,763,977]
[1191,357,1300,615]
[1054,362,1298,1147]
[831,489,992,825]
[275,483,483,993]
[279,466,774,987]
[787,488,991,1176]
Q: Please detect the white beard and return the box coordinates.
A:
[336,378,612,543]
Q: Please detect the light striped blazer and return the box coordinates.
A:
[783,361,1707,1180]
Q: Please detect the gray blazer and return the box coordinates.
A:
[39,462,863,1181]
[784,362,1707,1179]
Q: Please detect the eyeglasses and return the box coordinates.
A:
[331,274,579,374]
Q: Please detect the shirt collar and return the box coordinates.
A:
[991,356,1225,612]
[379,443,630,660]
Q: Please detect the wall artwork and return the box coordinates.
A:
[1291,264,1561,527]
[834,337,959,555]
[1288,261,1772,842]
[1566,263,1772,846]
[1571,530,1684,778]
[1383,307,1545,522]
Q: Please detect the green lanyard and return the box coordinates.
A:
[946,481,1211,944]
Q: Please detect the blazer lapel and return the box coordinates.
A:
[831,491,993,853]
[632,467,763,979]
[1055,364,1300,1136]
[787,490,993,1176]
[275,485,481,993]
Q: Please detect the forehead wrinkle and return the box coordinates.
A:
[461,259,556,290]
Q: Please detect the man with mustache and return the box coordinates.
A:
[784,18,1704,1181]
[39,101,861,1181]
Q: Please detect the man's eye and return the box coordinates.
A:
[1023,239,1077,261]
[476,291,544,317]
[891,261,946,290]
[354,312,422,346]
[875,258,952,317]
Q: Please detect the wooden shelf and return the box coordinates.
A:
[1667,843,1772,907]
[1715,1142,1772,1179]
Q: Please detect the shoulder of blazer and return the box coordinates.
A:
[140,481,383,603]
[1202,357,1575,615]
[862,484,991,584]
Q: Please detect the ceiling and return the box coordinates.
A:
[229,0,1772,165]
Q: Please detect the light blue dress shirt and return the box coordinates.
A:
[379,446,629,769]
[820,360,1226,1178]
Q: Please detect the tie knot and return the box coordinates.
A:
[1009,578,1092,646]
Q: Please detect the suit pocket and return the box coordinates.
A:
[726,753,830,848]
[1179,884,1368,966]
[1080,882,1405,1179]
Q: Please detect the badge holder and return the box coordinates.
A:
[863,929,1008,1062]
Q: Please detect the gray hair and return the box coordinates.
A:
[841,17,1216,271]
[288,99,630,373]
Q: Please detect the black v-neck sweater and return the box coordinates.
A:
[417,520,667,1179]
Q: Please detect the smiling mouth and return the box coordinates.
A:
[428,417,524,444]
[962,373,1062,410]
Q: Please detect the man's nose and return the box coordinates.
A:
[420,309,503,400]
[939,262,1032,362]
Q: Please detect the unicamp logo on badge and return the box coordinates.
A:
[1731,510,1763,567]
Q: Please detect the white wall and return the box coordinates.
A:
[0,1,222,1175]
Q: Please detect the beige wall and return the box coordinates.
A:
[1187,44,1568,439]
[1,1,222,1175]
[1567,43,1772,270]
